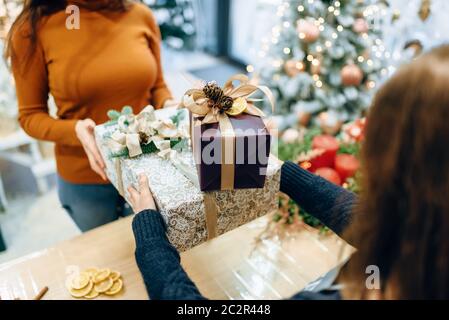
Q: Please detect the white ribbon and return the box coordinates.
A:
[108,105,188,158]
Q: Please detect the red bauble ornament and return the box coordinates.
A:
[310,135,340,170]
[297,19,320,43]
[341,64,364,87]
[335,154,360,182]
[353,18,369,33]
[315,167,342,186]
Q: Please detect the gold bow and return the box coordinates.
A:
[180,74,275,124]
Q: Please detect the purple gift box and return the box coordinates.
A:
[191,113,271,192]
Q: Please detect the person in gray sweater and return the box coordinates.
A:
[129,46,449,300]
[130,162,355,300]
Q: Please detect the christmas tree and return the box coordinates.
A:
[381,0,447,75]
[143,0,196,50]
[257,0,387,131]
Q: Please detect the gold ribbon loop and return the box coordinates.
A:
[181,74,275,125]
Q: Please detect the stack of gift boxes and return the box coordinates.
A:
[95,75,281,251]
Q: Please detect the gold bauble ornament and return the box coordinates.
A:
[318,112,343,136]
[341,64,364,87]
[297,19,320,43]
[284,60,304,77]
[392,10,401,23]
[419,0,431,21]
[353,18,369,33]
[297,111,311,127]
[310,59,321,75]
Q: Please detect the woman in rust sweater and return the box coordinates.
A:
[6,0,173,231]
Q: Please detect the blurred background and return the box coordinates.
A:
[0,0,448,262]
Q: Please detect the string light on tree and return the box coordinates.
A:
[367,80,376,89]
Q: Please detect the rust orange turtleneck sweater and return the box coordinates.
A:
[11,2,172,184]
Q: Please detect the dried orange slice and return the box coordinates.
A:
[105,279,123,296]
[70,280,93,298]
[71,272,90,290]
[110,271,121,281]
[94,277,114,293]
[84,267,99,278]
[93,268,111,283]
[226,97,248,116]
[83,287,100,299]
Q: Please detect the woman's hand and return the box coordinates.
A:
[75,119,107,181]
[163,99,179,108]
[128,174,157,213]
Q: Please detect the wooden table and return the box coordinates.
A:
[0,215,354,300]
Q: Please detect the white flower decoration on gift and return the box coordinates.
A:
[109,105,188,158]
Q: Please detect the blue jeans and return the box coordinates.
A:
[57,176,133,232]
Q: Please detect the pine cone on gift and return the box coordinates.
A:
[220,96,234,113]
[139,132,150,144]
[203,82,224,103]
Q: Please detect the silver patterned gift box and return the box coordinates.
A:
[95,107,281,252]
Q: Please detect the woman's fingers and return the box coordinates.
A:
[128,185,139,201]
[163,99,179,108]
[86,150,107,180]
[127,175,157,213]
[84,118,97,130]
[76,118,107,180]
[83,129,106,170]
[127,186,139,210]
[138,174,150,196]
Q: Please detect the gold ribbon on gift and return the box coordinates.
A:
[181,74,275,190]
[115,158,125,197]
[203,193,218,240]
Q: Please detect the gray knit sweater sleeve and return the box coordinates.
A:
[132,161,356,300]
[280,161,356,236]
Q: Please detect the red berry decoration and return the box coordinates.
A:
[335,154,360,182]
[315,167,342,186]
[310,135,340,170]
